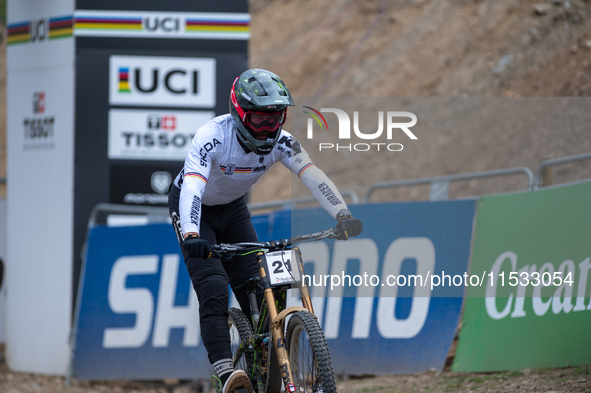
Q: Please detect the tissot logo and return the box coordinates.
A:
[303,106,417,152]
[33,92,45,114]
[148,115,176,130]
[108,109,213,161]
[23,91,55,149]
[109,55,216,108]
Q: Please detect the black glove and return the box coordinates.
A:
[184,235,213,259]
[335,209,363,240]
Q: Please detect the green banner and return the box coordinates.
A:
[453,181,591,372]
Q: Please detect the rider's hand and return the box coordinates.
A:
[184,234,213,259]
[335,209,363,240]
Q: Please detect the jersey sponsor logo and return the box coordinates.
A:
[222,164,235,175]
[170,211,183,244]
[197,138,221,167]
[190,195,201,226]
[219,165,254,175]
[109,55,216,108]
[252,165,267,172]
[318,181,343,206]
[278,135,302,155]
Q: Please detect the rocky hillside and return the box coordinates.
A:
[248,0,591,205]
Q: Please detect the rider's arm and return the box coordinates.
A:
[179,126,219,238]
[279,133,348,219]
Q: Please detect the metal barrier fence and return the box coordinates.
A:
[23,152,591,229]
[247,189,360,212]
[87,203,169,227]
[533,152,591,190]
[362,167,534,204]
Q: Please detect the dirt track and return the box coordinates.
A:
[1,342,590,393]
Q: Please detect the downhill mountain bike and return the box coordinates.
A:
[211,227,345,393]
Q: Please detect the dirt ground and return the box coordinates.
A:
[1,344,590,393]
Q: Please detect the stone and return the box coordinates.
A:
[533,3,552,14]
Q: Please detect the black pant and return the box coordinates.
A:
[169,185,262,363]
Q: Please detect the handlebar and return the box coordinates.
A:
[210,227,342,260]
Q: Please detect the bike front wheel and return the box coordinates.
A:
[285,311,337,393]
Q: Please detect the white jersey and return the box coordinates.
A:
[174,114,348,236]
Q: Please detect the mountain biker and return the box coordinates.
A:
[168,69,362,393]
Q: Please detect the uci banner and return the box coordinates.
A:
[72,200,476,379]
[453,181,591,372]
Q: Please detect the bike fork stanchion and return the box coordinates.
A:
[256,252,296,389]
[293,247,315,315]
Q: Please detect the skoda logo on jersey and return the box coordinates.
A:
[109,55,216,108]
[151,171,172,194]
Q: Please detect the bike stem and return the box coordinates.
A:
[256,252,296,387]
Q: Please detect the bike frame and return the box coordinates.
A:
[218,228,339,391]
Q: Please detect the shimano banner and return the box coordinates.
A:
[72,200,475,379]
[291,201,476,374]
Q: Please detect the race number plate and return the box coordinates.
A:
[265,250,301,286]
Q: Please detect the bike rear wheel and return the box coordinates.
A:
[228,307,255,378]
[286,311,337,393]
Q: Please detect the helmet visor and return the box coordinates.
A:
[245,110,286,139]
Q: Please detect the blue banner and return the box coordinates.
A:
[290,201,476,374]
[72,200,476,379]
[73,224,212,379]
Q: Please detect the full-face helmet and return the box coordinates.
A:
[229,69,294,155]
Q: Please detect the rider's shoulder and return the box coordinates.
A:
[195,114,233,139]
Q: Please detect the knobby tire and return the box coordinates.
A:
[286,311,337,393]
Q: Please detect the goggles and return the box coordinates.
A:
[244,110,286,133]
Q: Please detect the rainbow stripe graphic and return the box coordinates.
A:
[297,163,315,179]
[185,17,249,34]
[118,68,131,93]
[7,21,30,45]
[302,106,329,130]
[75,16,142,31]
[49,16,74,39]
[184,172,208,184]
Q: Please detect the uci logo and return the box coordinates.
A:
[110,55,216,108]
[143,17,180,33]
[303,106,417,152]
[30,19,47,42]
